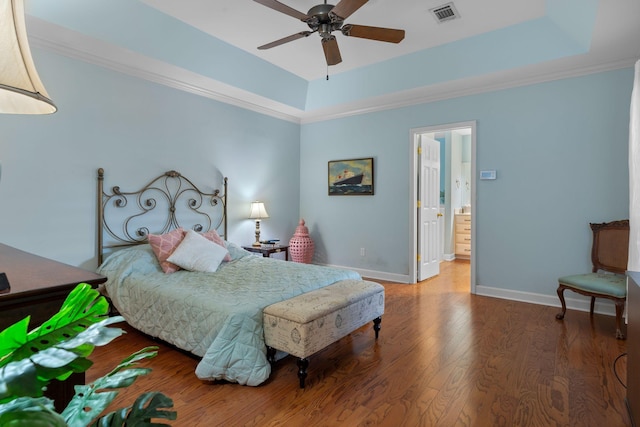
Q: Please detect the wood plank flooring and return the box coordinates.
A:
[87,261,630,426]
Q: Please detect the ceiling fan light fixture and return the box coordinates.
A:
[254,0,405,67]
[319,23,332,37]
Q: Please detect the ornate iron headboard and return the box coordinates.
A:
[97,168,227,265]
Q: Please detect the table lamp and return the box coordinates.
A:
[249,201,269,246]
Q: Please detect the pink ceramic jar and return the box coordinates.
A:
[289,219,315,263]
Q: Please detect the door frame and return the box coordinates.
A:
[409,120,477,293]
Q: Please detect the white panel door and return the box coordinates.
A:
[418,135,441,281]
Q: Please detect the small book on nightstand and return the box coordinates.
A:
[261,239,280,246]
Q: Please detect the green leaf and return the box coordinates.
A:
[0,316,126,402]
[0,360,43,402]
[96,347,158,378]
[0,283,176,425]
[0,318,30,362]
[0,283,124,402]
[63,388,120,427]
[0,396,65,427]
[32,284,109,339]
[58,318,126,354]
[0,409,67,427]
[90,392,176,427]
[0,396,54,412]
[0,284,118,370]
[61,347,163,426]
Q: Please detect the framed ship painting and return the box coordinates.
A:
[328,157,374,196]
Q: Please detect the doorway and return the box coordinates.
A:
[409,121,476,293]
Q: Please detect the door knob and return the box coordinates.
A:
[437,213,443,217]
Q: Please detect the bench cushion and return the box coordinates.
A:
[263,279,384,358]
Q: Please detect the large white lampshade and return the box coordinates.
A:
[0,0,56,114]
[249,201,269,220]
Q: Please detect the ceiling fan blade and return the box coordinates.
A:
[330,0,368,20]
[253,0,309,21]
[258,31,314,50]
[341,24,405,43]
[322,36,342,66]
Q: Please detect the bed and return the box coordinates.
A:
[95,168,361,386]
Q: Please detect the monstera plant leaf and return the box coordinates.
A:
[0,284,124,402]
[0,283,176,426]
[61,346,177,427]
[0,396,66,426]
[88,392,176,427]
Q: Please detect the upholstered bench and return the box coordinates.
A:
[263,279,385,388]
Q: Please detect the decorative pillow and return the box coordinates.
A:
[201,229,232,262]
[167,229,230,273]
[148,228,186,274]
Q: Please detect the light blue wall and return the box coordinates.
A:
[300,68,632,296]
[0,49,301,270]
[0,45,633,301]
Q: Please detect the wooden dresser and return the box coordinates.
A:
[454,213,472,259]
[627,271,640,426]
[0,243,107,410]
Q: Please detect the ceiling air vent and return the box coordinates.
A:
[430,2,460,23]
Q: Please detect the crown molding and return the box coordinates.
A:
[28,17,303,124]
[298,56,638,124]
[27,17,637,126]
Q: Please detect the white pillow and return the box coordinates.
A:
[167,229,230,273]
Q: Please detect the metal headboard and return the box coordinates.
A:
[97,168,227,265]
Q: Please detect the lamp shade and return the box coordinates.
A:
[0,0,56,114]
[249,201,269,219]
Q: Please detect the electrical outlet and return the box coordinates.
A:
[360,247,365,257]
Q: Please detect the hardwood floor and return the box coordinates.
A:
[87,261,630,426]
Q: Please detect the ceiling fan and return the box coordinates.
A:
[254,0,405,66]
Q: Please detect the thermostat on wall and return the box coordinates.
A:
[480,170,497,180]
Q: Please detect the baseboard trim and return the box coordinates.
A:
[320,263,411,284]
[442,253,455,262]
[475,285,618,316]
[315,266,619,314]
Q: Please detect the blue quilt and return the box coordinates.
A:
[97,243,360,386]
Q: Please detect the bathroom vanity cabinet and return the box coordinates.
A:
[454,213,471,259]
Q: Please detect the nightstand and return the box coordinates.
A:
[243,244,289,260]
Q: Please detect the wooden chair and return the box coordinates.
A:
[556,220,629,339]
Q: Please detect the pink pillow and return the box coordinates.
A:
[201,229,232,262]
[148,228,186,273]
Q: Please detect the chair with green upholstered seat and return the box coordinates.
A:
[556,220,630,339]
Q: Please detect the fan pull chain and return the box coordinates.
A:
[326,64,329,81]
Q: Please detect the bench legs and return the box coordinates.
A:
[266,346,277,364]
[267,345,308,387]
[373,316,381,339]
[297,358,309,388]
[268,317,383,388]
